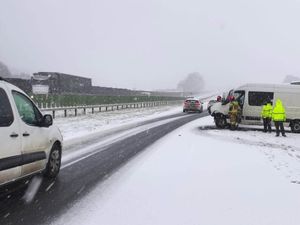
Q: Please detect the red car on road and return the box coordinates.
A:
[183,97,203,113]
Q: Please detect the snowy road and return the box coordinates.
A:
[1,104,299,225]
[52,116,300,225]
[0,111,207,225]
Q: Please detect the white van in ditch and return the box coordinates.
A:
[209,83,300,133]
[0,78,63,186]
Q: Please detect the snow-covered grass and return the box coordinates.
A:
[55,105,182,144]
[51,116,300,225]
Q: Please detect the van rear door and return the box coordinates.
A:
[0,86,22,185]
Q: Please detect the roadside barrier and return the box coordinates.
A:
[40,100,182,118]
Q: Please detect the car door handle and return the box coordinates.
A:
[23,132,30,137]
[10,133,19,138]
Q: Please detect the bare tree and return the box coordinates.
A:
[0,61,12,77]
[177,72,205,93]
[283,75,300,83]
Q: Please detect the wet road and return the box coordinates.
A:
[0,111,208,225]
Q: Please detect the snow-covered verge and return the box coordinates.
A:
[51,116,300,225]
[54,105,182,144]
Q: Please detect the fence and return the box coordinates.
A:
[40,100,182,118]
[33,94,182,108]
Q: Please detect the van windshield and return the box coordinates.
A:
[234,90,245,107]
[222,89,234,105]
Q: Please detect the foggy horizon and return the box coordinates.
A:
[1,0,300,91]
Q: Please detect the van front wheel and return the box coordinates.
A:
[214,114,227,129]
[291,121,300,133]
[44,143,62,178]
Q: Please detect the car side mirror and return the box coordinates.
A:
[42,114,53,127]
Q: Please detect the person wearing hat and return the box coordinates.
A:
[228,96,241,130]
[261,100,273,133]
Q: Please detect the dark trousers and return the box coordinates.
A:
[274,121,285,136]
[263,118,272,132]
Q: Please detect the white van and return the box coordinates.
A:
[0,78,63,186]
[209,83,300,133]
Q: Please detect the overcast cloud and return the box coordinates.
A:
[1,0,300,91]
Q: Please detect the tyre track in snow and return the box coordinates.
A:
[0,111,209,225]
[62,111,192,162]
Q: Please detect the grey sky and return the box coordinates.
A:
[1,0,300,91]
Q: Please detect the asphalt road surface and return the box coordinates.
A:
[0,111,209,225]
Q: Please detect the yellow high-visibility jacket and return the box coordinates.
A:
[272,99,286,122]
[261,103,272,119]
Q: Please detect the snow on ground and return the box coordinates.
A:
[54,105,182,143]
[199,122,300,183]
[51,116,300,225]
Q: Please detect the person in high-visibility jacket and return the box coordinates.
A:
[261,101,272,133]
[228,97,241,130]
[272,99,286,137]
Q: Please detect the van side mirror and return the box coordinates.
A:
[41,114,53,127]
[221,99,229,105]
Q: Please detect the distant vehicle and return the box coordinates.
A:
[209,83,300,133]
[291,81,300,85]
[183,97,203,113]
[0,77,63,187]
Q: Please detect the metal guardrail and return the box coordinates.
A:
[40,100,182,118]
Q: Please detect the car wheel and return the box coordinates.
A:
[214,114,227,129]
[44,143,62,178]
[291,121,300,133]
